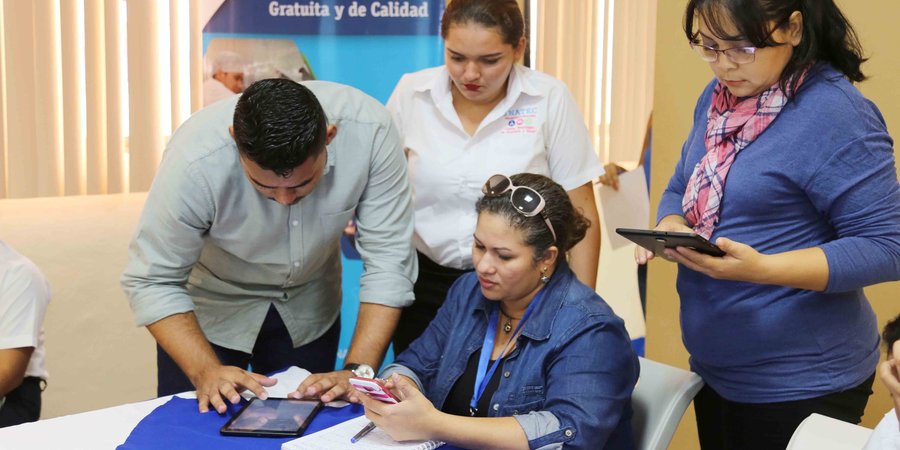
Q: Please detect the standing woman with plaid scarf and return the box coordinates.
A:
[639,1,900,449]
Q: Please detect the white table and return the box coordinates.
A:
[0,395,174,450]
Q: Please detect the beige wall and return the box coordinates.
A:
[648,1,900,448]
[0,194,156,419]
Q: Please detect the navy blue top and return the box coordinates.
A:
[658,64,900,403]
[392,262,639,450]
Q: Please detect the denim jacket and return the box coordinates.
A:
[383,263,639,450]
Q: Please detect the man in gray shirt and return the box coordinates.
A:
[122,79,417,414]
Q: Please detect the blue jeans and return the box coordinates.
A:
[156,304,340,397]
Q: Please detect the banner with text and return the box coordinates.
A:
[201,0,444,104]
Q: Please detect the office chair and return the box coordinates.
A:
[632,357,704,450]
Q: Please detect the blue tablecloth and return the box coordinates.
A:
[117,396,464,450]
[116,397,364,450]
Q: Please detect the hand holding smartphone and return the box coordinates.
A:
[348,377,399,444]
[349,376,399,404]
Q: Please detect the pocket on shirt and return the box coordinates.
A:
[498,385,545,415]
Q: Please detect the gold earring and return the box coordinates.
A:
[540,267,550,284]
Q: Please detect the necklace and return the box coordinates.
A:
[498,306,523,333]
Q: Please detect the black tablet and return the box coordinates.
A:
[220,398,324,438]
[615,228,726,257]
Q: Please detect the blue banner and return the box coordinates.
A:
[202,0,443,103]
[206,0,441,36]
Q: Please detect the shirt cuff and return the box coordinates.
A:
[129,294,196,327]
[0,335,37,350]
[358,261,417,308]
[557,165,603,192]
[513,410,562,446]
[378,364,424,393]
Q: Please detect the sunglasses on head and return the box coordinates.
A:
[482,174,557,243]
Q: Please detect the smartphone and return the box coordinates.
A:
[220,397,324,438]
[616,227,726,257]
[349,377,399,404]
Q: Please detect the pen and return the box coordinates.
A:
[350,421,376,443]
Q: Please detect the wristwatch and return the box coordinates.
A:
[344,363,375,379]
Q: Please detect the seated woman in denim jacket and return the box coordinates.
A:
[352,173,640,450]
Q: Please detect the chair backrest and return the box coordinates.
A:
[632,357,704,450]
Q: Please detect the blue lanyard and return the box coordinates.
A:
[469,290,544,415]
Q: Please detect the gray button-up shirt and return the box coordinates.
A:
[121,81,417,353]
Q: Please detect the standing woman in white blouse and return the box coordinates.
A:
[388,0,603,353]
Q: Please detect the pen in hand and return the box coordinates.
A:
[351,421,376,444]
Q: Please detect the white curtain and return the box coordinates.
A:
[0,0,197,199]
[532,0,657,168]
[0,0,656,199]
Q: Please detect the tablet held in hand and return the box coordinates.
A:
[616,228,726,257]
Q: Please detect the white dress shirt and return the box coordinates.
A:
[0,241,50,380]
[387,65,603,269]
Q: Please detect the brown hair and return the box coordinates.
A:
[884,313,900,357]
[441,0,525,47]
[476,173,590,262]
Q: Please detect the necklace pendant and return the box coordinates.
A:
[503,321,512,333]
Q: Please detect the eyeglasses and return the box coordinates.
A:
[689,18,788,65]
[482,174,557,243]
[689,41,759,64]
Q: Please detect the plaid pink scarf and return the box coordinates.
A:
[682,70,808,238]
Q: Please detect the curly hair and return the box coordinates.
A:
[475,173,590,262]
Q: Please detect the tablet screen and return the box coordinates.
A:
[221,398,323,437]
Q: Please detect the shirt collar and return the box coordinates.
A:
[415,66,452,106]
[508,64,542,98]
[322,144,334,177]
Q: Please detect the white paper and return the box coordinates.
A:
[594,169,648,342]
[241,366,349,407]
[596,169,651,250]
[283,415,443,450]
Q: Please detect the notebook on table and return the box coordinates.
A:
[282,414,444,450]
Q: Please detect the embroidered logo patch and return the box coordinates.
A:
[501,107,538,134]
